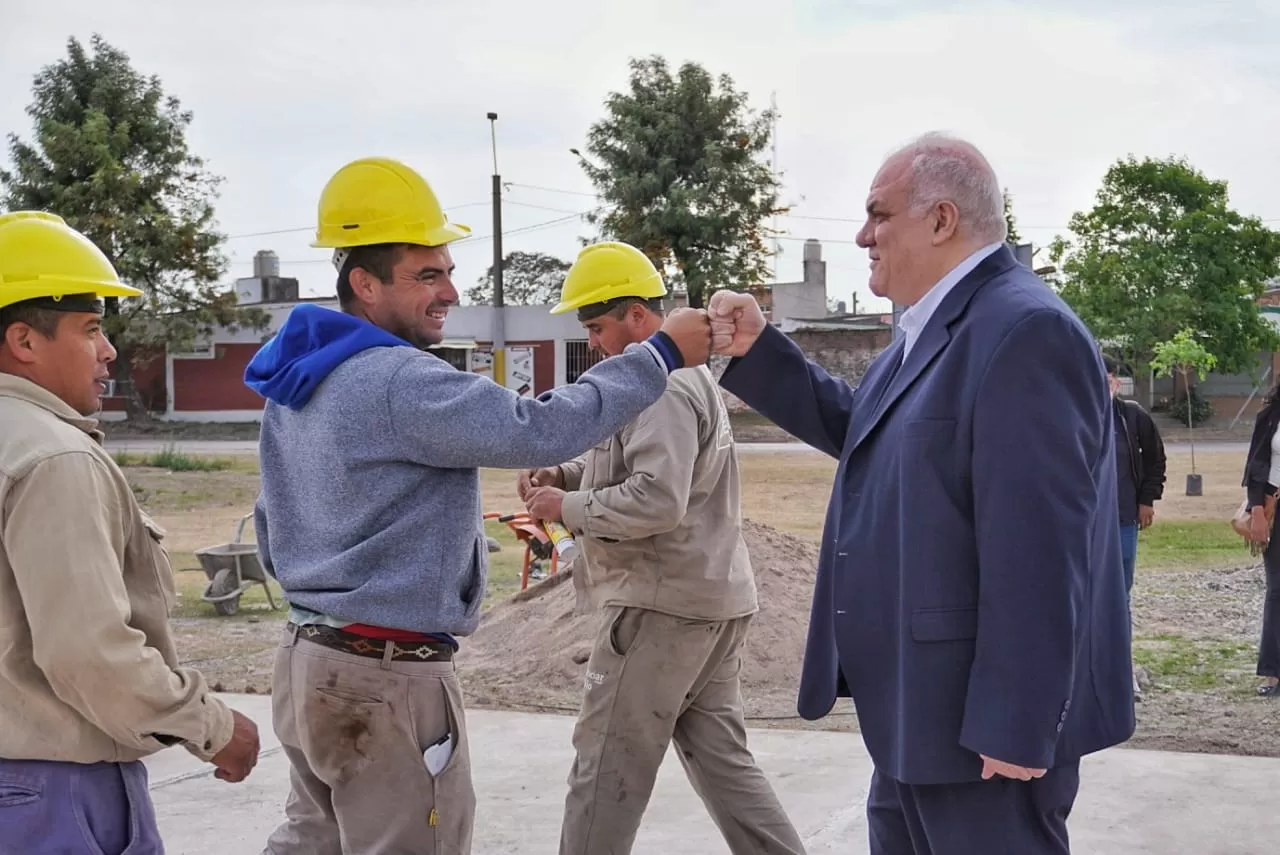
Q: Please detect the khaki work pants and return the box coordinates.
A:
[560,606,806,855]
[263,625,475,854]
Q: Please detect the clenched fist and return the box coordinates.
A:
[211,709,260,783]
[707,291,766,357]
[658,308,712,367]
[518,467,563,502]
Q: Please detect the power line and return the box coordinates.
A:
[224,226,311,240]
[775,234,860,245]
[225,176,1280,249]
[503,181,1280,230]
[504,182,598,198]
[266,212,589,265]
[223,200,492,240]
[502,199,594,216]
[458,211,588,244]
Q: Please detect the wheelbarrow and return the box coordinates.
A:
[194,513,282,617]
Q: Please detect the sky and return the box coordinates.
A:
[3,0,1278,314]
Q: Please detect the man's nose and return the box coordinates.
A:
[439,277,459,305]
[856,221,874,249]
[100,335,118,363]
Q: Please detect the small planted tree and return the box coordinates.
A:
[1150,328,1217,494]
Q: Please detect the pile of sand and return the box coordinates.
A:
[457,520,821,719]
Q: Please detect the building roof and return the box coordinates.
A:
[779,313,892,333]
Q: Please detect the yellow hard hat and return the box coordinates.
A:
[0,211,142,311]
[311,157,471,250]
[550,241,667,315]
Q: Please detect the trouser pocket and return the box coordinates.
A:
[0,759,162,855]
[422,674,476,854]
[606,606,647,658]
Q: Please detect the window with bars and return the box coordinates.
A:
[431,348,469,371]
[565,340,604,383]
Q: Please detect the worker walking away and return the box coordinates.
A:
[520,241,806,855]
[246,159,712,855]
[0,211,260,853]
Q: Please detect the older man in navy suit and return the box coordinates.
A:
[708,133,1135,854]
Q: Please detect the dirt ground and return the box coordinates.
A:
[458,520,822,726]
[133,446,1280,758]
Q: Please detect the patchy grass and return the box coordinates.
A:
[112,445,238,472]
[1132,634,1259,695]
[477,453,838,545]
[482,521,554,608]
[1155,451,1248,521]
[167,523,547,618]
[1137,520,1248,571]
[729,411,795,442]
[124,465,260,518]
[171,568,287,622]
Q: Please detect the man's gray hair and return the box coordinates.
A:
[893,132,1007,243]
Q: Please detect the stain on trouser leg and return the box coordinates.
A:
[560,606,724,854]
[561,607,804,854]
[263,628,476,854]
[672,617,807,855]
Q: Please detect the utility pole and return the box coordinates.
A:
[487,111,506,389]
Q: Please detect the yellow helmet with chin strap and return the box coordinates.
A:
[550,241,667,315]
[0,211,142,311]
[312,157,471,271]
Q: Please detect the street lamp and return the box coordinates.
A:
[488,112,506,389]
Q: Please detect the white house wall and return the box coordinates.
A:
[207,301,586,344]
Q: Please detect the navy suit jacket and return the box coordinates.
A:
[721,246,1135,785]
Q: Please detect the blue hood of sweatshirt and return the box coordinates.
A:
[244,304,411,409]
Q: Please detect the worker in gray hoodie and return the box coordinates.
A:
[243,156,712,855]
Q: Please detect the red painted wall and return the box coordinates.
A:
[173,343,265,412]
[108,337,557,415]
[104,349,167,413]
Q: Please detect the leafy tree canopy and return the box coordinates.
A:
[1051,155,1280,375]
[577,55,784,308]
[465,250,571,306]
[1,34,268,417]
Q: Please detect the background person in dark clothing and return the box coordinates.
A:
[1240,383,1280,697]
[1103,356,1167,600]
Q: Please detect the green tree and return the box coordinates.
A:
[1050,156,1280,381]
[1150,328,1218,474]
[0,35,268,420]
[465,250,571,306]
[576,55,784,308]
[1003,188,1021,245]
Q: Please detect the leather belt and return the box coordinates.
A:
[291,622,454,662]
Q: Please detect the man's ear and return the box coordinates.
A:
[347,267,379,305]
[931,201,961,244]
[2,324,39,365]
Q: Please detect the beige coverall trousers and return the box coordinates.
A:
[560,606,807,854]
[263,625,475,854]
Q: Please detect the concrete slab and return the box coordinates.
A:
[146,694,1280,854]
